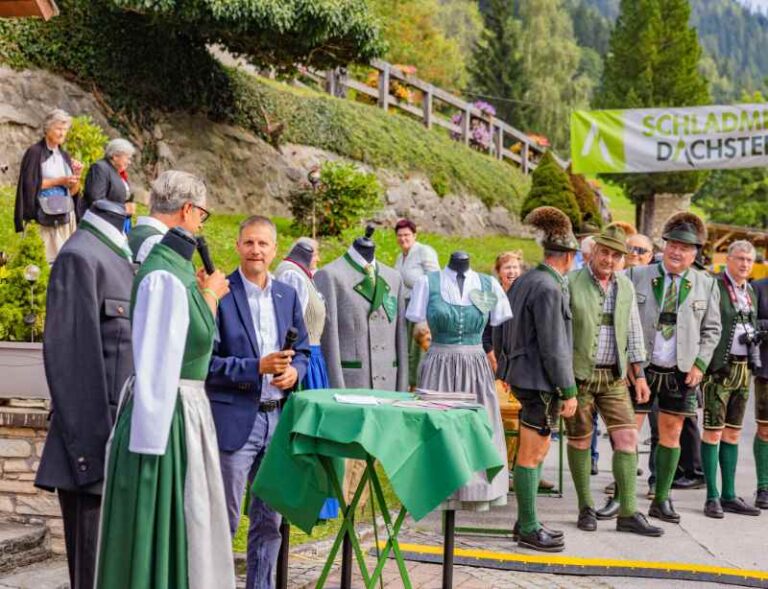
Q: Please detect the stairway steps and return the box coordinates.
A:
[0,524,49,574]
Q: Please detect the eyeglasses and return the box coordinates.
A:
[192,204,211,224]
[629,246,650,255]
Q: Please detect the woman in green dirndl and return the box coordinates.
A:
[95,172,235,589]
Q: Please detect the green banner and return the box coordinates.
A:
[571,104,768,174]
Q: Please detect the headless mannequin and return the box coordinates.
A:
[160,226,197,261]
[286,241,314,272]
[90,200,127,232]
[448,251,470,295]
[352,225,376,263]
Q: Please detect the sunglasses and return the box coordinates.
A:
[191,203,211,223]
[629,246,650,255]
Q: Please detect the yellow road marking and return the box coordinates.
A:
[381,542,768,581]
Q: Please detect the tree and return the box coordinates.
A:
[109,0,385,72]
[470,0,526,124]
[569,168,603,230]
[595,0,711,233]
[368,0,470,90]
[693,168,768,229]
[517,0,592,149]
[521,151,582,228]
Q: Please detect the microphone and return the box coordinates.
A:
[276,327,299,378]
[196,236,215,274]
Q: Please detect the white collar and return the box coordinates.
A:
[347,246,376,269]
[725,269,748,290]
[135,216,169,234]
[239,267,273,294]
[82,210,129,251]
[443,266,476,280]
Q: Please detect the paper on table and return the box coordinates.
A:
[333,394,381,406]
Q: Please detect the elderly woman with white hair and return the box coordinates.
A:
[14,108,83,263]
[81,138,137,227]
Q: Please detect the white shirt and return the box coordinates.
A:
[239,269,282,401]
[726,270,755,356]
[130,270,189,454]
[275,261,309,313]
[82,210,132,259]
[134,216,169,263]
[651,270,680,368]
[395,242,440,298]
[40,145,70,181]
[405,267,512,326]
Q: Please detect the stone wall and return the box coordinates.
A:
[643,193,693,243]
[0,402,63,554]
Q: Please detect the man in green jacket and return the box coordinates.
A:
[701,240,761,518]
[564,226,663,537]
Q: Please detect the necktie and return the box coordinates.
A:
[365,263,376,286]
[660,275,677,340]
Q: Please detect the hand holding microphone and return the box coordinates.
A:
[266,328,300,390]
[196,236,229,302]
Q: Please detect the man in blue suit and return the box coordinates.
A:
[207,215,309,589]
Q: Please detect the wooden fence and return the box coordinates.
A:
[305,59,550,174]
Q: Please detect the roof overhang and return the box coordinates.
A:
[0,0,59,21]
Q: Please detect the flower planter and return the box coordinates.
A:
[0,342,49,399]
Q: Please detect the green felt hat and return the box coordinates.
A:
[593,225,628,254]
[661,212,706,247]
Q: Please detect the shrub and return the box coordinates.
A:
[289,162,382,238]
[568,168,603,231]
[0,224,49,341]
[521,151,581,229]
[65,115,109,189]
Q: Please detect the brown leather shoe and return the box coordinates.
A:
[704,498,724,519]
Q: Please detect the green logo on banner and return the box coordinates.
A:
[571,111,626,174]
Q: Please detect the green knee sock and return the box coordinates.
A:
[515,465,540,534]
[654,445,681,503]
[754,436,768,491]
[613,451,637,517]
[567,446,594,510]
[701,441,720,500]
[719,441,739,501]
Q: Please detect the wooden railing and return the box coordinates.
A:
[305,59,549,174]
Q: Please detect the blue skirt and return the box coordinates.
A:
[303,345,338,519]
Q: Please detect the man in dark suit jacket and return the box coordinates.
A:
[494,207,579,553]
[753,276,768,508]
[35,201,135,589]
[207,215,309,589]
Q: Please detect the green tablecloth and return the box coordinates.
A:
[252,389,505,534]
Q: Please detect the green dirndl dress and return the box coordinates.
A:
[95,244,235,589]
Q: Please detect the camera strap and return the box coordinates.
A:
[722,273,755,335]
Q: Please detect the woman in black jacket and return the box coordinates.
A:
[14,108,82,264]
[80,138,136,225]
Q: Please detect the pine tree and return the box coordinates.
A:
[470,0,525,124]
[517,0,592,149]
[521,151,582,228]
[569,168,603,230]
[596,0,711,233]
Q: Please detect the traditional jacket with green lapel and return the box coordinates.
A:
[627,262,721,373]
[568,266,635,380]
[315,252,408,391]
[708,273,759,375]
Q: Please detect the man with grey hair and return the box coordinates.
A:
[700,239,761,518]
[129,170,209,263]
[81,138,136,218]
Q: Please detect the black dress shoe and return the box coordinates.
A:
[721,497,761,516]
[512,521,563,541]
[649,499,680,523]
[596,497,620,520]
[756,489,768,510]
[672,476,705,490]
[591,458,599,476]
[617,512,664,536]
[704,498,724,519]
[517,527,565,552]
[577,506,597,531]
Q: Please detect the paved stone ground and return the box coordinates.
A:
[264,399,767,588]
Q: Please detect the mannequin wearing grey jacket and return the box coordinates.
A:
[315,248,408,392]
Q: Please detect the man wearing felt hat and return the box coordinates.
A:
[564,225,663,536]
[495,206,579,552]
[626,212,721,525]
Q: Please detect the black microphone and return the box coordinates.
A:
[196,236,215,274]
[276,327,299,378]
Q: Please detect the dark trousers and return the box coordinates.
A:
[58,489,101,589]
[677,415,703,478]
